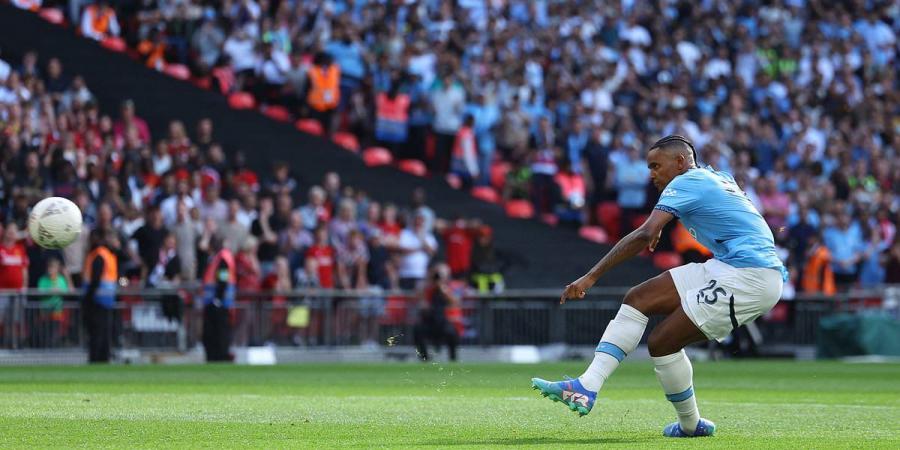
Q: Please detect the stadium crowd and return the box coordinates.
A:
[0,45,520,350]
[37,0,898,292]
[2,0,900,302]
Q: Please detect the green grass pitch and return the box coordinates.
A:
[1,361,898,448]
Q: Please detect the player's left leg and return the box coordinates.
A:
[532,272,681,416]
[647,307,715,437]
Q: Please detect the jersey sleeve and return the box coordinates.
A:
[654,175,699,218]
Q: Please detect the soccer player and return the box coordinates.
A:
[532,135,786,437]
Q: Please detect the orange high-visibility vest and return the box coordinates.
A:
[202,248,236,307]
[86,5,114,36]
[307,65,340,112]
[376,93,410,122]
[83,246,118,307]
[802,245,836,295]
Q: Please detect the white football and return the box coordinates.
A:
[28,197,83,249]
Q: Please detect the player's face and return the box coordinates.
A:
[646,148,683,191]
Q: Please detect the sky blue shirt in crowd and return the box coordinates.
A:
[325,41,365,80]
[614,157,650,209]
[654,167,787,279]
[822,223,864,275]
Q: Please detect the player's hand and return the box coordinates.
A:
[560,275,594,305]
[648,229,662,252]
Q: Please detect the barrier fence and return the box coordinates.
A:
[1,286,898,353]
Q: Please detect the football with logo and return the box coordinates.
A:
[28,197,83,249]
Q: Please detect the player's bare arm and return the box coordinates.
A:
[561,209,674,304]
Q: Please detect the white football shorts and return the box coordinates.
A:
[669,258,783,341]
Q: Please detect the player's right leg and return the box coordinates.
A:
[532,271,682,416]
[646,306,714,437]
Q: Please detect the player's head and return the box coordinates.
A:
[646,135,697,191]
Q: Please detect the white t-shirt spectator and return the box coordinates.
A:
[257,50,290,84]
[431,82,466,135]
[160,195,195,227]
[224,34,258,72]
[396,229,437,280]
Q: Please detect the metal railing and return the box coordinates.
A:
[1,286,898,352]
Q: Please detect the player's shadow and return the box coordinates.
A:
[428,436,653,446]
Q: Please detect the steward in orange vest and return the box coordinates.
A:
[202,236,236,361]
[82,230,119,363]
[306,54,340,113]
[802,237,836,295]
[375,87,410,144]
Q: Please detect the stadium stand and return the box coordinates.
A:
[2,0,899,298]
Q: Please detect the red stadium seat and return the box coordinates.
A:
[505,200,534,219]
[578,226,609,244]
[294,118,323,136]
[38,8,65,25]
[541,213,559,226]
[471,186,500,204]
[397,159,427,177]
[363,147,393,167]
[261,105,292,122]
[490,161,511,190]
[445,173,462,189]
[652,251,683,270]
[192,76,212,90]
[100,36,126,53]
[331,132,360,153]
[228,92,256,110]
[163,63,191,80]
[596,202,621,241]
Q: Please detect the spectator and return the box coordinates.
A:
[612,146,650,234]
[823,212,864,289]
[440,216,474,280]
[236,236,261,294]
[217,199,249,254]
[33,257,69,348]
[80,0,120,42]
[298,185,329,231]
[337,229,369,291]
[465,93,500,186]
[305,225,335,289]
[394,213,438,291]
[146,233,181,288]
[430,74,466,174]
[554,159,587,227]
[450,114,479,189]
[172,203,199,282]
[198,185,227,223]
[131,206,168,279]
[251,195,288,275]
[279,210,313,273]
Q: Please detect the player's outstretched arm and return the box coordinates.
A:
[560,209,674,303]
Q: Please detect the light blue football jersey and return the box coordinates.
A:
[654,167,787,280]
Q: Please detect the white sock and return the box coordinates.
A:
[653,350,700,434]
[578,304,648,392]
